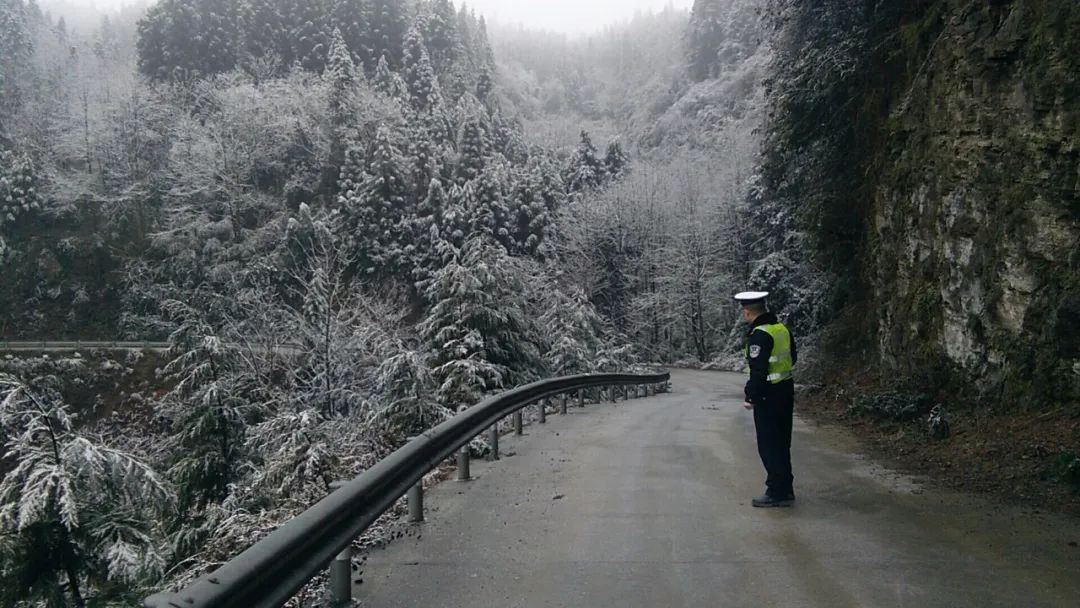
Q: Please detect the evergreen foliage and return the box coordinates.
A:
[337,126,412,276]
[421,0,459,73]
[403,22,445,115]
[686,0,759,81]
[0,150,40,260]
[0,375,171,608]
[160,300,265,512]
[420,235,543,408]
[565,131,608,194]
[0,0,32,140]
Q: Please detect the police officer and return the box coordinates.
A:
[735,291,797,508]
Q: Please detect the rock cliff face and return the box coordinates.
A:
[760,0,1079,407]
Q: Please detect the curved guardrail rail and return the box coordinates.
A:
[0,340,307,355]
[0,340,172,350]
[143,371,671,608]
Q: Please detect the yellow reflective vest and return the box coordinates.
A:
[751,322,793,384]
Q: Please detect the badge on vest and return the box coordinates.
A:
[749,345,761,358]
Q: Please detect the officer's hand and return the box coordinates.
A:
[743,401,753,410]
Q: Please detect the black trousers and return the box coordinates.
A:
[752,381,794,498]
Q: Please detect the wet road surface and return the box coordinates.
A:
[359,370,1080,607]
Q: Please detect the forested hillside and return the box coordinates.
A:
[487,0,773,364]
[0,1,645,604]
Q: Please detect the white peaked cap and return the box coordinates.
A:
[734,291,770,303]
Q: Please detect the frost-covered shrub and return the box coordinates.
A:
[0,150,40,229]
[747,250,831,335]
[542,286,608,376]
[848,391,931,422]
[0,374,171,607]
[0,150,40,262]
[370,349,451,444]
[926,405,950,440]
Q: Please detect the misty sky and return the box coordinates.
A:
[77,0,695,35]
[467,0,694,34]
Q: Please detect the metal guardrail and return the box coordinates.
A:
[0,340,306,354]
[0,340,170,350]
[143,371,671,608]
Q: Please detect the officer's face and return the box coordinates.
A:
[741,307,754,323]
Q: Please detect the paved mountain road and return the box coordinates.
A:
[359,370,1080,607]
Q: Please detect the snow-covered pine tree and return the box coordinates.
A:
[406,123,436,194]
[420,235,544,408]
[468,157,512,247]
[441,3,480,101]
[409,177,453,289]
[330,0,372,67]
[160,299,263,512]
[455,110,489,185]
[373,52,409,102]
[542,285,609,376]
[421,0,459,74]
[326,27,360,168]
[440,181,472,249]
[604,140,630,181]
[0,375,170,608]
[337,125,412,276]
[565,130,608,194]
[509,157,564,257]
[403,21,446,116]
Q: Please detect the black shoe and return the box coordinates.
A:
[752,494,794,508]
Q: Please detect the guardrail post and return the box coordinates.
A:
[327,481,352,606]
[610,386,617,404]
[514,411,523,435]
[488,425,500,461]
[458,445,471,481]
[578,390,585,407]
[330,544,351,605]
[560,394,568,415]
[408,483,424,522]
[538,400,546,424]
